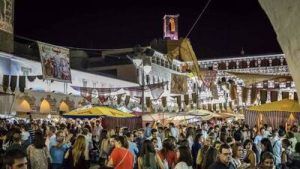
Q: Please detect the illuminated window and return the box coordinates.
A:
[169,18,176,33]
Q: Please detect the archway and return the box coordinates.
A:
[16,99,32,113]
[59,101,69,113]
[40,99,51,113]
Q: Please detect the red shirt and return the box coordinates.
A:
[158,150,177,168]
[110,147,134,169]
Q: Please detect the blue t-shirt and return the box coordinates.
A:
[49,140,70,164]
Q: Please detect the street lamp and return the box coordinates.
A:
[128,45,153,113]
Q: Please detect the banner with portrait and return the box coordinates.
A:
[0,0,14,53]
[38,42,72,83]
[170,74,188,94]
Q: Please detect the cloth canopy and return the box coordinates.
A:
[247,99,300,112]
[63,106,134,118]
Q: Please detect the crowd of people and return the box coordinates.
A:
[0,117,300,169]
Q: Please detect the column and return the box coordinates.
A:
[247,59,250,68]
[226,61,229,70]
[236,60,239,69]
[258,59,261,67]
[269,58,272,67]
[280,57,284,66]
[267,90,271,103]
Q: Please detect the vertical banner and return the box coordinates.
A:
[282,92,289,100]
[161,96,167,107]
[242,87,249,103]
[38,42,72,83]
[260,90,268,104]
[176,96,182,109]
[125,95,130,106]
[251,86,258,104]
[184,94,189,105]
[270,91,278,102]
[170,74,188,94]
[0,0,14,53]
[146,97,151,108]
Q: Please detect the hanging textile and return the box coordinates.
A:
[251,87,258,104]
[117,94,122,105]
[219,103,223,111]
[260,90,268,104]
[2,75,9,93]
[18,76,26,93]
[10,75,17,92]
[213,104,217,111]
[282,92,290,100]
[208,104,212,111]
[37,75,43,80]
[27,76,36,82]
[192,93,197,103]
[148,82,166,100]
[80,87,92,102]
[271,91,278,102]
[230,84,238,101]
[98,95,109,104]
[177,96,182,109]
[229,102,233,110]
[242,87,249,103]
[170,74,188,94]
[146,97,151,108]
[184,94,189,105]
[245,111,259,128]
[210,83,219,99]
[125,95,130,106]
[295,92,298,101]
[224,102,228,110]
[161,96,167,107]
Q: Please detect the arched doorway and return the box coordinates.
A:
[40,99,51,113]
[59,101,69,113]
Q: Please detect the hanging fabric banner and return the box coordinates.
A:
[171,74,188,94]
[282,92,289,100]
[208,104,212,111]
[230,84,238,101]
[242,87,249,103]
[177,96,182,109]
[98,95,109,104]
[38,41,72,83]
[18,76,25,93]
[117,94,122,105]
[27,76,36,82]
[210,83,219,99]
[148,82,167,100]
[271,91,278,102]
[2,74,9,92]
[295,92,298,101]
[124,86,144,97]
[125,95,130,106]
[146,97,151,108]
[219,103,223,111]
[224,102,228,110]
[161,96,167,107]
[192,93,197,103]
[0,0,14,53]
[260,90,268,104]
[80,87,92,102]
[9,75,16,92]
[213,104,217,111]
[184,94,189,105]
[250,87,258,104]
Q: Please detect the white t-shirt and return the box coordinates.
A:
[174,162,193,169]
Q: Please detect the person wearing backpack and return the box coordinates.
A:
[138,140,164,169]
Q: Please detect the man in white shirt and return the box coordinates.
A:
[147,128,162,150]
[169,123,179,141]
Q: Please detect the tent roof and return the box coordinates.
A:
[247,99,300,112]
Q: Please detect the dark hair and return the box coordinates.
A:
[115,135,129,148]
[194,133,203,143]
[140,140,156,167]
[220,132,227,143]
[226,137,234,145]
[278,129,285,137]
[161,139,174,158]
[99,129,108,145]
[151,128,157,135]
[295,142,300,153]
[4,148,27,167]
[145,123,150,127]
[49,126,56,133]
[177,146,193,166]
[219,143,231,153]
[125,131,132,138]
[178,139,189,148]
[261,138,273,154]
[282,139,291,148]
[261,152,274,164]
[233,130,242,142]
[286,131,294,139]
[33,130,46,149]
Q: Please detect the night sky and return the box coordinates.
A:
[14,0,282,59]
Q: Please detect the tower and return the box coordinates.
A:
[163,14,179,40]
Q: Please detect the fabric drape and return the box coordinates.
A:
[10,76,17,92]
[2,75,9,93]
[19,76,26,93]
[260,90,268,104]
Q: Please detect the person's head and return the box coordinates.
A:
[295,142,300,153]
[260,127,266,136]
[125,132,134,142]
[72,135,86,166]
[33,130,46,149]
[82,128,89,135]
[202,122,208,131]
[226,136,234,146]
[286,131,294,139]
[145,123,150,128]
[177,146,193,166]
[48,126,56,136]
[218,144,232,165]
[214,125,220,132]
[109,135,117,147]
[100,129,108,139]
[244,139,253,150]
[140,139,155,157]
[151,128,158,138]
[278,129,285,138]
[169,122,175,128]
[232,143,243,159]
[12,131,22,143]
[4,148,28,169]
[194,133,203,144]
[261,152,275,169]
[281,139,291,149]
[261,138,273,153]
[137,129,144,139]
[56,130,65,143]
[214,140,222,151]
[114,135,129,148]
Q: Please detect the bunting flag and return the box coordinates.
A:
[259,0,300,104]
[176,96,182,109]
[228,72,290,87]
[148,82,167,100]
[2,75,9,92]
[251,87,258,104]
[161,96,167,107]
[242,87,249,103]
[260,90,268,104]
[125,95,130,106]
[282,92,289,100]
[295,92,298,101]
[117,94,122,105]
[219,103,223,111]
[208,104,212,111]
[210,83,219,99]
[80,87,92,102]
[213,104,217,111]
[124,86,144,97]
[98,95,109,104]
[170,74,188,94]
[146,97,151,108]
[184,94,189,105]
[271,91,278,102]
[18,76,25,93]
[192,93,197,103]
[27,76,37,82]
[9,75,16,92]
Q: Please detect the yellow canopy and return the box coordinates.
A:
[64,106,135,118]
[247,99,300,112]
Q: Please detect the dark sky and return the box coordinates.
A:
[14,0,282,59]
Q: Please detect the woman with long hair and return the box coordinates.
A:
[99,130,110,166]
[106,135,134,169]
[158,138,177,169]
[138,140,164,169]
[175,146,193,169]
[260,138,274,163]
[27,130,51,169]
[259,152,275,169]
[243,139,257,168]
[64,135,89,169]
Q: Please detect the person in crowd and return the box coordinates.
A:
[144,123,152,139]
[82,128,93,151]
[169,123,179,141]
[254,127,266,161]
[138,140,164,169]
[27,130,51,169]
[198,136,218,169]
[126,132,139,167]
[175,146,193,169]
[148,129,162,150]
[243,139,257,168]
[4,148,28,169]
[186,127,194,150]
[192,133,203,167]
[231,143,242,168]
[281,138,291,169]
[49,130,72,169]
[164,128,172,140]
[136,129,145,153]
[46,126,56,151]
[106,135,134,169]
[208,143,235,169]
[6,129,29,153]
[64,135,89,169]
[260,138,274,163]
[99,129,110,166]
[158,138,177,169]
[289,142,300,168]
[259,152,275,169]
[286,131,297,153]
[271,129,283,167]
